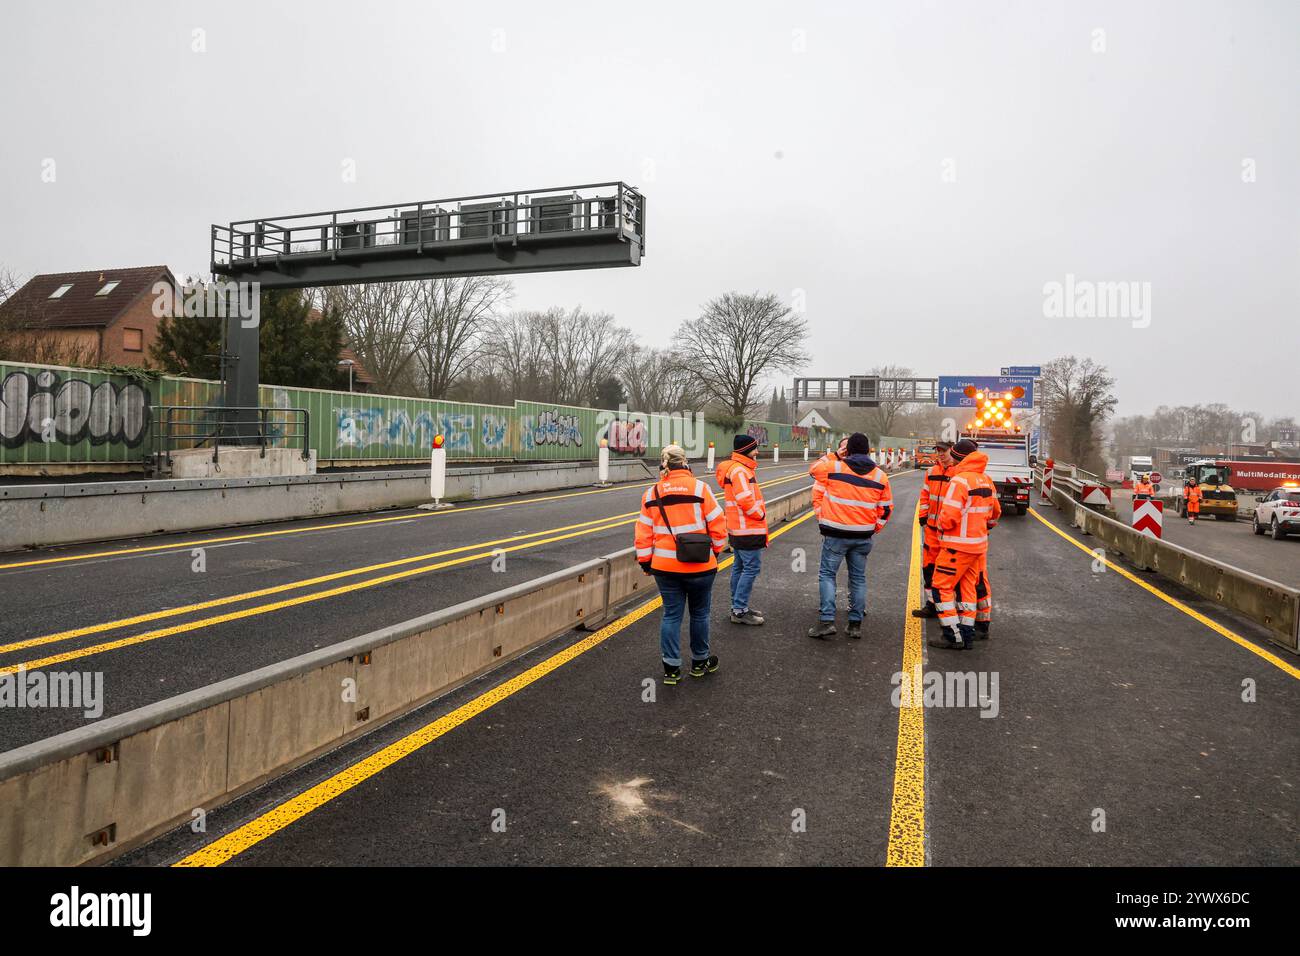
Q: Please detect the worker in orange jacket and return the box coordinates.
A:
[912,440,954,619]
[807,432,893,640]
[929,439,1000,650]
[716,434,768,626]
[1185,480,1202,525]
[636,444,729,684]
[1133,474,1155,503]
[811,436,849,516]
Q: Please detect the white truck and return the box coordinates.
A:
[1124,454,1154,483]
[962,428,1032,515]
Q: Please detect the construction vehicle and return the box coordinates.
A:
[1174,459,1238,520]
[960,386,1032,515]
[915,439,940,470]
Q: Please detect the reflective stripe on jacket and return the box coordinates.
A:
[936,451,1001,553]
[716,453,768,546]
[634,468,728,573]
[920,463,952,546]
[810,452,839,516]
[810,455,893,538]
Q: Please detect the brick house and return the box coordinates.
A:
[0,265,175,366]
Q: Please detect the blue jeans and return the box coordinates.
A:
[818,536,873,622]
[655,571,716,666]
[730,547,763,613]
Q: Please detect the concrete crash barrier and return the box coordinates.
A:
[0,484,812,866]
[1041,482,1299,654]
[0,458,655,553]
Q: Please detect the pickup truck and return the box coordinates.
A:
[962,429,1032,515]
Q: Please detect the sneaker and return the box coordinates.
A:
[846,620,863,639]
[807,620,836,640]
[910,603,938,618]
[663,663,681,685]
[730,609,765,626]
[690,655,719,677]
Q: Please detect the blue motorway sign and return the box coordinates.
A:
[938,375,1035,409]
[1000,365,1042,377]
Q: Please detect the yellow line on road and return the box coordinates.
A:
[1029,508,1300,679]
[1,472,808,667]
[175,507,817,866]
[886,501,927,866]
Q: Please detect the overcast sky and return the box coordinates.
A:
[1,0,1295,418]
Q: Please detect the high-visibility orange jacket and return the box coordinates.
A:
[1133,481,1155,497]
[1185,485,1202,513]
[635,468,728,574]
[810,451,840,515]
[936,452,1001,554]
[919,463,953,546]
[716,452,768,547]
[809,453,893,538]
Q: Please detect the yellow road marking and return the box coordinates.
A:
[1029,508,1300,679]
[886,500,927,866]
[0,463,807,572]
[175,507,817,866]
[2,472,808,667]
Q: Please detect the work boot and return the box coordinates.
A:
[911,603,938,618]
[846,620,863,639]
[958,624,978,646]
[730,609,765,626]
[690,655,719,677]
[663,663,681,685]
[927,626,967,650]
[974,622,990,640]
[807,620,837,640]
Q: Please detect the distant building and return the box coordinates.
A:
[0,265,175,366]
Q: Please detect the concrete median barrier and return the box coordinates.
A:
[0,458,656,553]
[1039,480,1299,654]
[0,484,812,866]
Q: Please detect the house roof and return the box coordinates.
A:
[0,266,174,329]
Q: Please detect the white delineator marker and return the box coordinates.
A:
[803,446,809,462]
[419,433,454,511]
[596,437,611,487]
[706,441,715,471]
[773,444,780,464]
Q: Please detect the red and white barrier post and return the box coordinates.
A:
[419,434,454,511]
[1132,498,1163,539]
[1041,459,1054,502]
[1080,482,1112,509]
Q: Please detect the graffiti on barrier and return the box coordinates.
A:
[603,418,647,454]
[438,414,474,453]
[791,425,809,443]
[481,414,509,451]
[522,409,583,450]
[745,424,770,446]
[0,369,150,449]
[336,407,439,450]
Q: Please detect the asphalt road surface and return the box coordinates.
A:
[124,470,1298,867]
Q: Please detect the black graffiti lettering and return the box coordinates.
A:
[0,371,151,449]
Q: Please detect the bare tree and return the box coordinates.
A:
[671,292,810,420]
[481,306,634,407]
[409,276,513,399]
[621,344,702,412]
[1039,355,1117,469]
[319,283,421,394]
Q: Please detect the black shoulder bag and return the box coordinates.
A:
[655,483,713,564]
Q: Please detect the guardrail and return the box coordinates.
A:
[147,405,311,476]
[1037,478,1298,655]
[0,482,813,866]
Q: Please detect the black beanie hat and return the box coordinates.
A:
[950,438,979,461]
[734,434,758,453]
[846,432,872,456]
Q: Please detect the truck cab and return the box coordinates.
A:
[962,428,1031,515]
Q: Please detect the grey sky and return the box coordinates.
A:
[2,0,1296,418]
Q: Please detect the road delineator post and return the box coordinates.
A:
[418,434,454,511]
[1133,497,1163,539]
[773,443,780,464]
[706,441,715,471]
[803,446,809,462]
[595,438,612,487]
